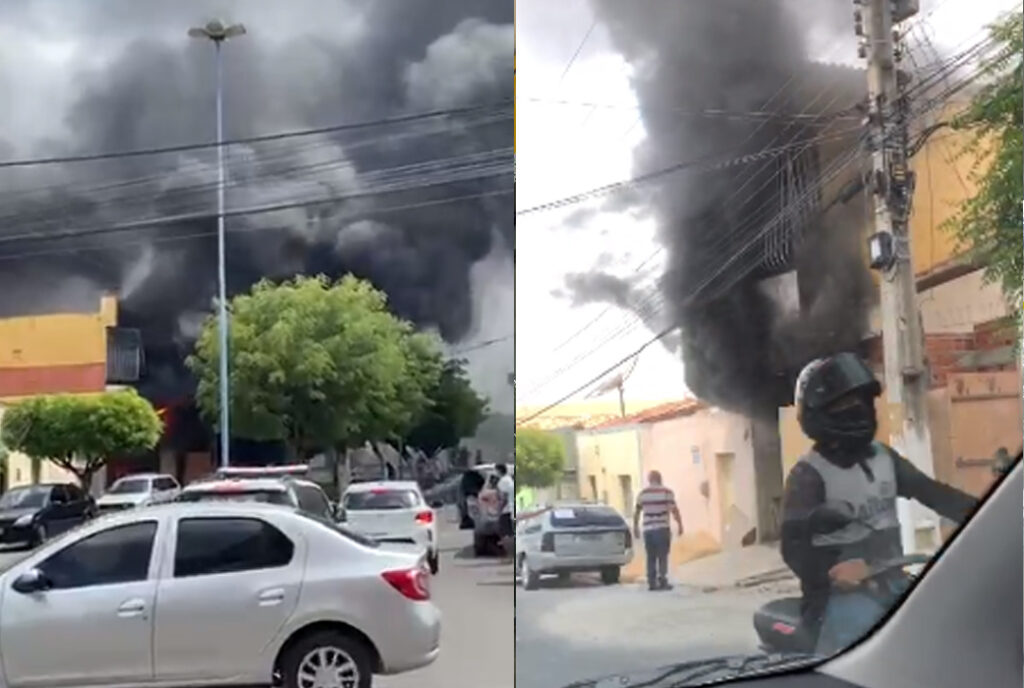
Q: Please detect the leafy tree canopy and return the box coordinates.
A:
[404,358,489,454]
[514,428,566,489]
[945,11,1022,335]
[0,390,163,487]
[188,274,443,455]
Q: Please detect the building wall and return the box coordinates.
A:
[575,427,642,517]
[0,296,117,401]
[639,408,757,548]
[919,270,1010,334]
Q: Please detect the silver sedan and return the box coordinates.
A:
[0,501,440,688]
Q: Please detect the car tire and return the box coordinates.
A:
[600,566,621,585]
[473,533,488,557]
[428,551,440,575]
[279,629,373,688]
[522,557,541,590]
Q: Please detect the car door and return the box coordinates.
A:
[153,515,304,683]
[62,484,91,526]
[44,486,73,535]
[0,519,161,687]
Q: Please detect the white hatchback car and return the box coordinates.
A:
[516,503,634,590]
[0,502,440,688]
[341,481,440,574]
[95,473,181,514]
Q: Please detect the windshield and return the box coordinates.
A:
[344,490,420,510]
[108,478,150,495]
[0,486,49,509]
[516,1,1021,685]
[178,489,293,507]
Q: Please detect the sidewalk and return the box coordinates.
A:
[674,542,793,591]
[621,531,721,584]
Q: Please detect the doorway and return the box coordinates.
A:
[716,452,736,537]
[619,475,634,515]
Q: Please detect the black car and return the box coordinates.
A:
[0,483,96,548]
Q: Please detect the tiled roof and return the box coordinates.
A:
[590,399,706,429]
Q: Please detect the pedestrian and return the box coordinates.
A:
[632,470,683,591]
[495,463,515,556]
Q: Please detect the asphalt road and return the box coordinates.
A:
[515,572,793,688]
[379,511,514,688]
[0,511,514,688]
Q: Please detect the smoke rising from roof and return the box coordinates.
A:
[584,0,873,413]
[0,0,512,405]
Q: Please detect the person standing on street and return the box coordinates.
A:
[633,470,683,591]
[495,463,515,555]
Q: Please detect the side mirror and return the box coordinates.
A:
[334,506,347,522]
[12,569,50,594]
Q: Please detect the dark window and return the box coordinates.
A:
[154,478,178,491]
[65,484,85,502]
[38,522,157,590]
[344,490,420,510]
[51,486,70,504]
[293,484,331,517]
[0,486,50,509]
[174,518,294,578]
[549,506,627,529]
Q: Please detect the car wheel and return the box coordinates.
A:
[428,551,440,575]
[522,557,540,590]
[279,630,372,688]
[600,566,621,585]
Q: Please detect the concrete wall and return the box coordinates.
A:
[575,427,642,517]
[639,408,757,548]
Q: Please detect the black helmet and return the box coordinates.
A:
[795,352,882,447]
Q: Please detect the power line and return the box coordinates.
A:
[556,19,598,88]
[0,100,513,169]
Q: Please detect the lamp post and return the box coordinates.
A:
[188,19,246,467]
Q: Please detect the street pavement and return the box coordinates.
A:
[379,510,514,688]
[515,571,797,688]
[0,510,514,688]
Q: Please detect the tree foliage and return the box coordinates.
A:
[944,11,1023,335]
[0,390,163,488]
[188,275,443,455]
[514,428,566,489]
[404,358,489,454]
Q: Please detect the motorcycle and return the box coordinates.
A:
[753,501,930,654]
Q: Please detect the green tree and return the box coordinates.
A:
[514,428,566,489]
[0,390,163,488]
[944,11,1023,335]
[405,358,489,454]
[187,274,443,456]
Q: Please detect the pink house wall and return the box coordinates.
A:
[638,408,757,547]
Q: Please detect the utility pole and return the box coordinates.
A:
[858,0,937,554]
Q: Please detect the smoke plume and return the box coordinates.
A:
[0,0,513,404]
[586,0,873,413]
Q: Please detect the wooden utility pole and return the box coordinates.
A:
[859,0,937,553]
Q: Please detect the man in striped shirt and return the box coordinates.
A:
[633,471,683,591]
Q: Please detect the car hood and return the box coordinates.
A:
[0,508,41,522]
[559,653,820,687]
[97,493,148,506]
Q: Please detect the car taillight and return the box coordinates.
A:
[415,511,434,525]
[623,529,633,549]
[382,568,430,601]
[541,533,555,552]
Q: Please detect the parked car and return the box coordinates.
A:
[0,483,95,548]
[178,472,336,522]
[0,501,440,688]
[340,481,440,574]
[96,473,181,514]
[515,503,633,590]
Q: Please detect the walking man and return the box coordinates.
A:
[633,470,683,591]
[495,463,515,556]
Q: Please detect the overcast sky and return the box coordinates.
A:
[514,0,1012,411]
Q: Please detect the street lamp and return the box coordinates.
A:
[189,19,246,467]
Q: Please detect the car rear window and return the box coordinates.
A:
[179,489,294,507]
[344,489,420,510]
[549,506,627,528]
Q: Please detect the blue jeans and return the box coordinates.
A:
[643,528,671,589]
[816,576,911,656]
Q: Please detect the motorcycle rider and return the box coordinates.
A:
[781,352,977,656]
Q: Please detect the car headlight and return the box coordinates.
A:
[14,514,34,527]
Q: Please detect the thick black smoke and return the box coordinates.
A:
[586,0,873,413]
[0,0,512,403]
